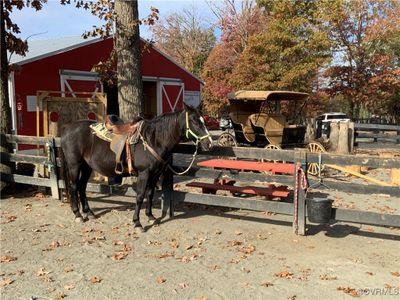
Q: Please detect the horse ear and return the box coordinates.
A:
[183,102,193,112]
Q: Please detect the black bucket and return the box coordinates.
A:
[307,197,333,224]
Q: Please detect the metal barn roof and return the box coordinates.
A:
[9,36,100,65]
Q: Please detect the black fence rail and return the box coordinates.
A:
[355,123,400,144]
[1,135,60,199]
[1,134,399,236]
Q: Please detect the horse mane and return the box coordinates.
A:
[143,110,182,145]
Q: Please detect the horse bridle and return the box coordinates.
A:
[185,111,211,145]
[139,111,211,175]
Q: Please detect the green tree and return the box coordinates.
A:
[201,0,267,115]
[151,7,216,75]
[321,0,400,119]
[230,0,331,93]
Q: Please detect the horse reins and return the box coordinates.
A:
[138,111,210,175]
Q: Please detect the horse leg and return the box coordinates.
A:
[145,184,157,223]
[68,163,84,222]
[133,171,149,232]
[78,162,95,220]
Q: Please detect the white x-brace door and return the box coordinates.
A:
[160,81,184,113]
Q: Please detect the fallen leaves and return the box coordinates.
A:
[90,276,102,284]
[156,276,166,284]
[36,267,53,282]
[228,240,242,246]
[0,278,13,288]
[320,275,337,280]
[157,251,175,259]
[169,239,179,249]
[111,252,128,261]
[390,271,400,277]
[1,214,17,224]
[64,284,75,290]
[0,256,17,263]
[111,243,131,261]
[337,286,360,297]
[261,282,274,287]
[64,267,74,273]
[238,244,256,254]
[275,271,293,279]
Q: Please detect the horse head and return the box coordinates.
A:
[182,103,213,151]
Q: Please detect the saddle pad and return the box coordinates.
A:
[90,122,114,142]
[89,122,142,145]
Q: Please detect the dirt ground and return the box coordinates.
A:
[1,183,399,300]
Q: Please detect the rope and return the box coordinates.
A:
[167,142,199,175]
[293,163,308,232]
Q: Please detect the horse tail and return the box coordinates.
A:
[58,147,71,203]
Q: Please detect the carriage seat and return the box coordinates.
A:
[105,115,143,135]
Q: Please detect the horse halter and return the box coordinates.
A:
[184,111,211,145]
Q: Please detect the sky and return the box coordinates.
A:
[10,0,221,41]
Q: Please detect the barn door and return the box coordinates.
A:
[60,69,103,97]
[161,81,184,113]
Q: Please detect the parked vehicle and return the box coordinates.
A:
[314,112,350,138]
[217,90,309,149]
[219,114,233,130]
[203,115,220,130]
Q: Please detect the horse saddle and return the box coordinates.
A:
[90,115,143,175]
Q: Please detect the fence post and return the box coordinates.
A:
[47,137,60,200]
[161,158,174,219]
[293,149,307,235]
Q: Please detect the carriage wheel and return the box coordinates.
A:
[307,142,326,176]
[217,132,237,147]
[261,144,284,164]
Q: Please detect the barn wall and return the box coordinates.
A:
[13,38,202,144]
[14,39,114,139]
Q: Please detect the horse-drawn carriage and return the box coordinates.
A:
[218,90,309,150]
[217,90,325,175]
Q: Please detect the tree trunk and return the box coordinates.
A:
[0,1,12,193]
[115,0,143,121]
[336,121,349,154]
[329,122,339,152]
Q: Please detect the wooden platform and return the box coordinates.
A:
[187,180,290,199]
[197,159,294,175]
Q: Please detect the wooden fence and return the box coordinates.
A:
[355,123,400,144]
[1,134,399,236]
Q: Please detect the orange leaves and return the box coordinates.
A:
[320,275,337,281]
[261,282,274,287]
[337,286,360,297]
[0,256,17,263]
[275,271,293,279]
[111,243,131,261]
[0,278,14,288]
[90,276,102,284]
[156,276,166,284]
[238,244,256,255]
[390,271,400,277]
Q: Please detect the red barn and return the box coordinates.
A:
[8,36,203,138]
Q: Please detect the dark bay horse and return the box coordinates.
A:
[60,104,213,231]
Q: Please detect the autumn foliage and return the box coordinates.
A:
[200,0,400,121]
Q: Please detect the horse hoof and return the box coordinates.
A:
[83,212,96,220]
[74,216,84,223]
[134,225,145,233]
[149,218,160,225]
